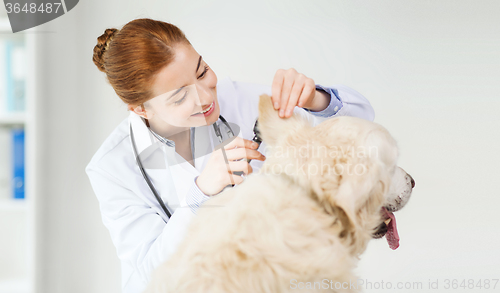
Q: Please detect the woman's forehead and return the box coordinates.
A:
[151,44,202,96]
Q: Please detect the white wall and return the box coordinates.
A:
[34,0,499,292]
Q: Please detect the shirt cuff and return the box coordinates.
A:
[302,84,343,118]
[186,175,211,215]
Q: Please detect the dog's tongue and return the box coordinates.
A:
[382,207,400,250]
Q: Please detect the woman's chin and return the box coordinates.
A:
[206,108,220,125]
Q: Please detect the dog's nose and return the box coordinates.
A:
[408,173,415,188]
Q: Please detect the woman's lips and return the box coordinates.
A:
[201,103,212,112]
[192,101,215,117]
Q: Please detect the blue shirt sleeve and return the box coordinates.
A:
[185,175,211,215]
[302,84,343,118]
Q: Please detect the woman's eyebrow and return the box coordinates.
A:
[196,55,202,73]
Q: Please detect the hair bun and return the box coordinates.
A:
[93,28,119,73]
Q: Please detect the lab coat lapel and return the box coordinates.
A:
[128,112,194,213]
[163,151,195,211]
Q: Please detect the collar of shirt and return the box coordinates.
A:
[147,123,196,162]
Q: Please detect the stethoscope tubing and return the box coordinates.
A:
[130,124,172,219]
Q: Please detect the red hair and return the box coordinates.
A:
[92,18,191,106]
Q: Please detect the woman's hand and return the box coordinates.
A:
[196,136,266,196]
[272,68,331,118]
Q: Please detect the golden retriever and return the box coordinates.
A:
[144,94,413,293]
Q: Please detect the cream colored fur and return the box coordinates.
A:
[144,94,400,293]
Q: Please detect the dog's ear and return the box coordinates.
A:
[257,94,310,146]
[332,171,382,229]
[328,127,397,234]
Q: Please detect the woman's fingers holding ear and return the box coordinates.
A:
[271,68,317,118]
[271,68,285,110]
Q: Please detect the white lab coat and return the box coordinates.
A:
[85,76,375,293]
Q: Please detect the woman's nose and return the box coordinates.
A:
[194,84,213,105]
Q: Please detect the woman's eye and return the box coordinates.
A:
[198,65,209,79]
[174,92,187,105]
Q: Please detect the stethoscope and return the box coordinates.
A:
[130,115,261,219]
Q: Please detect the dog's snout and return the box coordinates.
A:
[408,173,415,188]
[385,167,413,212]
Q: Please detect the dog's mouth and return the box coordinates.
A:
[372,207,400,250]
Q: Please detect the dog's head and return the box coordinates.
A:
[256,94,413,254]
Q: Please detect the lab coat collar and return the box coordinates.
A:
[128,111,165,162]
[128,110,218,176]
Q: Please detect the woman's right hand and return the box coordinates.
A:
[195,136,266,196]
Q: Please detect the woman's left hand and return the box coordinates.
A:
[271,68,330,118]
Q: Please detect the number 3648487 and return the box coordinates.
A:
[5,2,62,14]
[444,279,498,290]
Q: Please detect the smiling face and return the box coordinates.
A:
[132,42,220,138]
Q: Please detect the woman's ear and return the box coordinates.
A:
[128,103,150,119]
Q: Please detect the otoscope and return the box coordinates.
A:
[247,119,262,163]
[230,119,262,182]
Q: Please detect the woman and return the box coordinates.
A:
[86,18,374,293]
